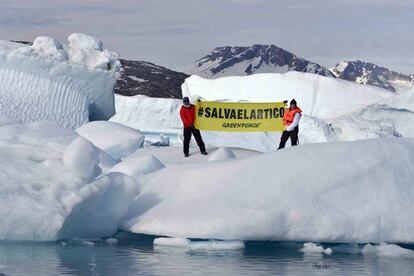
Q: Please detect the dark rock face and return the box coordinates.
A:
[195,45,335,78]
[115,59,189,98]
[332,61,414,92]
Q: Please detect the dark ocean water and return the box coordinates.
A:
[1,233,413,276]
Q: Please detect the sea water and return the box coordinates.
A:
[1,233,413,276]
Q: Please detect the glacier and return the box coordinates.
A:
[0,33,121,129]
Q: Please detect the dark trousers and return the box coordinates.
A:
[277,126,299,150]
[183,127,206,154]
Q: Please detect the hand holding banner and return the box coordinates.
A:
[195,100,286,132]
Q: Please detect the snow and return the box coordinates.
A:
[111,94,182,133]
[0,33,120,128]
[110,154,165,177]
[62,137,100,180]
[121,138,414,243]
[0,120,140,241]
[124,146,257,166]
[181,73,393,119]
[76,121,145,160]
[299,242,332,255]
[330,88,414,140]
[68,33,103,51]
[128,76,148,82]
[208,147,236,161]
[362,243,414,259]
[58,172,140,239]
[32,36,67,62]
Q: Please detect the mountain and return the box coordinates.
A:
[114,59,188,99]
[331,60,413,92]
[186,44,335,78]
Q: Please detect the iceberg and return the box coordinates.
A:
[0,33,121,129]
[1,116,414,244]
[121,138,414,243]
[0,120,140,241]
[112,75,414,152]
[181,73,393,119]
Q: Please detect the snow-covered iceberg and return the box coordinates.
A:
[0,119,140,241]
[1,116,414,244]
[121,138,414,244]
[112,74,414,152]
[0,33,121,129]
[110,94,338,152]
[330,88,414,140]
[181,73,393,119]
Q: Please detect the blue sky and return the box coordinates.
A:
[0,0,413,73]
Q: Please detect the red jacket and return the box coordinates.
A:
[283,107,302,126]
[180,105,195,128]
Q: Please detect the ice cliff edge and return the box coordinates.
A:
[0,33,121,128]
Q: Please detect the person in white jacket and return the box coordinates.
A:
[277,99,302,149]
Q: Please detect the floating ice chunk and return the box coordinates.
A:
[154,237,190,247]
[76,121,145,160]
[189,240,245,251]
[300,242,332,255]
[105,238,119,245]
[208,147,236,161]
[68,33,103,51]
[362,243,414,258]
[62,136,100,180]
[110,154,165,177]
[80,241,94,247]
[32,36,67,61]
[153,238,244,251]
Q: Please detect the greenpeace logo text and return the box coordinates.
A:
[222,123,261,129]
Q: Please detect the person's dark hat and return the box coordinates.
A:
[290,99,297,106]
[183,97,190,104]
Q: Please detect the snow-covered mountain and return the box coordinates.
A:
[115,59,188,98]
[186,44,335,78]
[331,60,414,92]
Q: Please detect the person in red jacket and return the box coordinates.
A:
[180,97,207,157]
[277,99,302,150]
